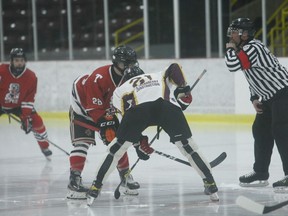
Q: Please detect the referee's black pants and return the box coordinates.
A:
[252,88,288,176]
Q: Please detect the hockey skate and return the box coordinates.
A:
[67,170,89,200]
[86,181,102,206]
[273,175,288,193]
[203,178,219,202]
[119,169,140,196]
[239,171,269,187]
[41,148,52,161]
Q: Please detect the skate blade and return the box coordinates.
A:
[120,186,139,196]
[274,186,288,194]
[209,192,219,202]
[239,180,269,187]
[66,190,87,200]
[45,156,52,161]
[87,195,95,206]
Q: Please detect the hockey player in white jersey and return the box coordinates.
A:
[86,63,219,205]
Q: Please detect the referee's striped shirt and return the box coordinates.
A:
[225,39,288,101]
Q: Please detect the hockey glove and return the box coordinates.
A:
[97,114,119,145]
[133,135,154,160]
[174,85,193,111]
[20,116,33,134]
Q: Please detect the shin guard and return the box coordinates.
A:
[175,138,212,179]
[95,140,133,186]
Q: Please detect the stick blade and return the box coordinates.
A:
[210,152,227,168]
[236,196,264,214]
[114,188,121,199]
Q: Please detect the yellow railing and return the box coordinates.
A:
[255,0,288,56]
[281,6,288,56]
[114,18,144,52]
[255,0,288,39]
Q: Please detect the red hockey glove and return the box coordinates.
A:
[174,86,193,110]
[20,116,33,134]
[97,114,119,145]
[133,135,154,160]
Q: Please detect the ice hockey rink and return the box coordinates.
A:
[1,117,287,216]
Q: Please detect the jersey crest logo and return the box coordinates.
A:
[5,83,20,104]
[122,93,136,111]
[94,74,103,83]
[126,99,133,110]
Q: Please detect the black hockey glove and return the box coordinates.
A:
[21,116,33,134]
[97,114,119,145]
[133,135,154,160]
[174,85,193,111]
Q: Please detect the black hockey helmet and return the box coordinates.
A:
[9,48,26,77]
[122,66,144,83]
[227,18,255,38]
[112,45,138,74]
[10,48,26,61]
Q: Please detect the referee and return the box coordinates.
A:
[225,18,288,191]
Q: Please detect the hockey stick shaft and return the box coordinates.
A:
[6,113,70,156]
[154,150,226,168]
[189,69,207,92]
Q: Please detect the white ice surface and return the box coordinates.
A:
[0,117,287,216]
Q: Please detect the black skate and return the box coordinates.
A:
[273,175,288,193]
[67,170,89,200]
[239,171,269,187]
[86,181,102,206]
[119,169,140,196]
[41,148,52,161]
[203,178,219,201]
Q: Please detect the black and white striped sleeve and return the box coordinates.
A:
[225,48,242,72]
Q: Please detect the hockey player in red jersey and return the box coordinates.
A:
[67,45,140,199]
[0,48,52,160]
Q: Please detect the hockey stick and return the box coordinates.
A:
[154,150,226,168]
[114,128,161,200]
[236,195,288,214]
[189,69,207,92]
[5,113,70,156]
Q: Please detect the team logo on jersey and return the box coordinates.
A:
[94,74,103,83]
[5,83,20,104]
[122,93,136,111]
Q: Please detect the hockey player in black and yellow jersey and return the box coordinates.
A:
[86,63,219,205]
